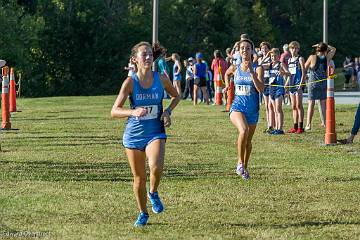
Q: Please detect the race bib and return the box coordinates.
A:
[289,66,296,75]
[137,105,158,120]
[235,85,251,96]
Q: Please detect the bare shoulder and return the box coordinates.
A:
[121,76,133,93]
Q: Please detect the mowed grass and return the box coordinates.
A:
[1,96,360,240]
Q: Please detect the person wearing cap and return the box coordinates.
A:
[193,52,209,105]
[182,57,194,100]
[305,42,336,131]
[224,39,264,181]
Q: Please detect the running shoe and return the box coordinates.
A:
[287,128,297,133]
[268,129,276,134]
[236,163,244,176]
[148,191,164,214]
[263,127,274,133]
[305,125,311,131]
[134,211,149,227]
[295,128,304,134]
[271,129,285,135]
[242,168,250,181]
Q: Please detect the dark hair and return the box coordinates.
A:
[213,50,223,58]
[316,42,328,53]
[152,42,167,61]
[239,38,255,51]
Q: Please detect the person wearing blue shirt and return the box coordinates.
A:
[224,39,264,181]
[193,52,209,105]
[111,41,180,227]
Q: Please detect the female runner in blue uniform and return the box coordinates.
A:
[224,39,264,181]
[111,42,180,227]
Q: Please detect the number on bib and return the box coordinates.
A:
[137,105,158,120]
[235,85,251,96]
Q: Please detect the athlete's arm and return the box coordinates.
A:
[176,61,182,75]
[111,77,147,118]
[279,63,289,77]
[224,65,235,90]
[252,65,264,93]
[326,45,336,61]
[299,57,306,85]
[304,55,314,72]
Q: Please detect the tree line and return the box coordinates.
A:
[0,0,358,97]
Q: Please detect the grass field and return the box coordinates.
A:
[1,95,360,240]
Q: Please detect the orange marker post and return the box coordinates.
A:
[214,63,224,105]
[225,80,234,112]
[9,67,17,112]
[325,65,336,145]
[1,67,11,130]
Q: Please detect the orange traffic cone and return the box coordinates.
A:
[214,63,224,105]
[225,80,234,112]
[9,67,17,112]
[325,65,336,145]
[1,66,11,130]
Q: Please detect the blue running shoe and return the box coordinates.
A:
[268,129,277,134]
[277,130,285,135]
[148,191,164,214]
[271,129,285,135]
[134,211,149,227]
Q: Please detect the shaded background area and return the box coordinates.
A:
[0,0,358,97]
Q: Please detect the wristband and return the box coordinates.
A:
[165,108,172,116]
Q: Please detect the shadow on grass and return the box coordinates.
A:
[325,176,360,182]
[225,220,360,228]
[0,161,229,182]
[15,116,104,121]
[2,135,120,148]
[0,160,132,182]
[164,163,231,180]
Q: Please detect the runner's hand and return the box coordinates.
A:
[131,107,147,117]
[161,111,171,127]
